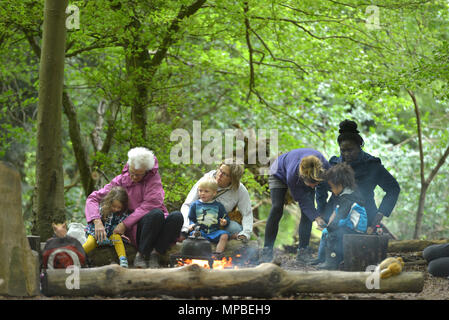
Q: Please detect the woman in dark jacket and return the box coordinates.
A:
[316,120,400,234]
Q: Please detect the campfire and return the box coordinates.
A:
[175,254,240,269]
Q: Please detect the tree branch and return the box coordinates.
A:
[407,89,425,185]
[243,1,255,101]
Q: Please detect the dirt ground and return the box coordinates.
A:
[1,248,447,301]
[274,248,449,300]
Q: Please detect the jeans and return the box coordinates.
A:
[423,243,449,277]
[136,208,183,256]
[224,220,243,235]
[264,187,314,249]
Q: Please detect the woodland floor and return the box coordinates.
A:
[1,248,448,301]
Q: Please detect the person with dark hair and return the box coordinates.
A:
[316,120,400,235]
[261,148,330,263]
[315,163,368,270]
[423,243,449,278]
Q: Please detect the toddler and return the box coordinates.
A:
[188,177,230,256]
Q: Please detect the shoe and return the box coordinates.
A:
[309,257,325,266]
[259,247,273,263]
[119,256,129,268]
[296,247,314,263]
[133,252,147,268]
[147,252,160,268]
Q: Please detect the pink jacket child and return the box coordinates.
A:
[85,156,168,248]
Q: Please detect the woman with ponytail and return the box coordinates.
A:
[261,148,330,263]
[317,120,400,235]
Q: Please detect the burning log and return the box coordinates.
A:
[42,262,424,298]
[85,239,259,267]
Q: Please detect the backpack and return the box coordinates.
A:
[42,236,87,269]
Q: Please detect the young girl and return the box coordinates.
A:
[83,186,130,268]
[188,177,230,256]
[315,163,368,270]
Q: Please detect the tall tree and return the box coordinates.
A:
[34,0,68,239]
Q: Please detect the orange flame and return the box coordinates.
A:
[177,257,237,269]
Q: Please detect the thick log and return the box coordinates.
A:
[343,234,389,271]
[388,239,449,253]
[42,263,424,298]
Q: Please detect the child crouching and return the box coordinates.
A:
[316,163,368,270]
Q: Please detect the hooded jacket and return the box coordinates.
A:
[316,151,400,225]
[85,155,168,247]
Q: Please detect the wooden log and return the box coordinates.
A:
[42,262,424,298]
[343,234,389,271]
[388,239,449,253]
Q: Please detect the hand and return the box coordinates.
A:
[94,219,107,243]
[113,222,126,235]
[219,218,228,227]
[315,216,327,229]
[366,226,374,235]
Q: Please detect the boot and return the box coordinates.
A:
[259,247,273,263]
[296,246,314,263]
[317,249,339,270]
[317,240,340,270]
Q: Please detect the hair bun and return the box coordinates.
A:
[339,119,359,134]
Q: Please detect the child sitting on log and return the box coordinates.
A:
[187,177,230,257]
[315,163,368,270]
[83,186,130,268]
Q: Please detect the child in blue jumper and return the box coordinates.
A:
[188,177,230,255]
[315,162,368,270]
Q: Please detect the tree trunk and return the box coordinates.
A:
[0,162,40,296]
[42,263,424,298]
[62,91,95,196]
[408,89,449,239]
[34,0,68,239]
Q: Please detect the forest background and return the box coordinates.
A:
[1,0,448,244]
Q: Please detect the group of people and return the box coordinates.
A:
[81,119,449,277]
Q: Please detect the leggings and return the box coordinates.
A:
[423,243,449,277]
[83,233,126,258]
[264,187,313,249]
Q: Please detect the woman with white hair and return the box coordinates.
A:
[85,147,183,268]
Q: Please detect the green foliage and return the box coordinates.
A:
[1,0,448,241]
